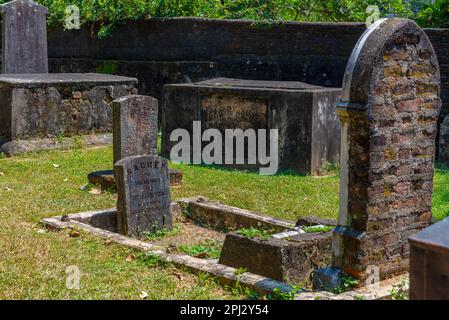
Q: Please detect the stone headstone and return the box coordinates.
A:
[114,155,172,238]
[409,218,449,300]
[1,0,48,73]
[315,18,441,287]
[113,95,158,164]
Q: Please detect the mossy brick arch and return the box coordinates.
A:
[333,18,441,280]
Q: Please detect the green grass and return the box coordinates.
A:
[0,145,448,299]
[235,227,273,240]
[179,240,222,259]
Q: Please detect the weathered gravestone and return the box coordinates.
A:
[113,95,158,164]
[313,18,441,289]
[88,95,183,189]
[114,155,172,238]
[1,0,48,73]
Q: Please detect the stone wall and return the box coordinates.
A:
[2,18,448,157]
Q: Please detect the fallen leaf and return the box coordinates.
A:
[52,163,60,168]
[37,229,46,234]
[69,230,81,238]
[89,188,101,195]
[194,252,209,259]
[173,272,183,281]
[63,178,69,182]
[79,185,88,191]
[5,187,12,192]
[0,172,4,176]
[125,253,136,262]
[139,291,148,299]
[104,239,113,246]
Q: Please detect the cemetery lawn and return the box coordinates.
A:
[0,145,448,299]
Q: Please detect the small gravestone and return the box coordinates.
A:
[1,0,48,73]
[88,95,182,189]
[313,19,441,290]
[114,155,172,238]
[113,95,158,164]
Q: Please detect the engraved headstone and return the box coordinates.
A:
[114,155,172,238]
[1,0,49,73]
[313,18,441,289]
[113,95,158,164]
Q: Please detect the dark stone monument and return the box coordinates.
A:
[113,95,158,164]
[87,95,183,189]
[313,18,441,289]
[1,0,48,73]
[162,78,341,175]
[114,155,172,238]
[409,218,449,300]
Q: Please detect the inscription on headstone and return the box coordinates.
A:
[1,0,49,73]
[113,95,158,164]
[114,155,172,238]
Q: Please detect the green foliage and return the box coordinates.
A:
[235,227,273,240]
[390,280,409,300]
[2,0,447,38]
[179,240,222,259]
[303,225,334,233]
[333,275,359,294]
[268,284,302,300]
[95,61,119,74]
[415,0,449,28]
[144,225,181,241]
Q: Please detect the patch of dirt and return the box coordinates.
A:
[147,216,226,254]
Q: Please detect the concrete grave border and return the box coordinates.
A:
[40,197,406,299]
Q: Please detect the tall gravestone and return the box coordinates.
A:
[1,0,48,73]
[113,95,158,164]
[114,155,172,238]
[314,19,441,288]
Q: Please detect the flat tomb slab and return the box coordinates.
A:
[0,73,138,144]
[0,73,138,88]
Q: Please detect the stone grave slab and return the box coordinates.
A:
[1,0,48,73]
[409,217,449,300]
[114,155,172,238]
[162,78,341,174]
[314,18,441,289]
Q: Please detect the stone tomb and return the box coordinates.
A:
[0,73,137,155]
[409,217,449,300]
[114,155,172,238]
[87,95,183,189]
[162,78,341,174]
[314,18,441,289]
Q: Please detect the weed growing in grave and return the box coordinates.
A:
[179,240,221,259]
[0,152,5,159]
[268,284,303,300]
[390,280,409,300]
[235,227,273,240]
[303,225,334,233]
[354,294,366,300]
[73,136,85,149]
[333,276,359,294]
[234,267,248,277]
[316,160,339,176]
[144,225,181,241]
